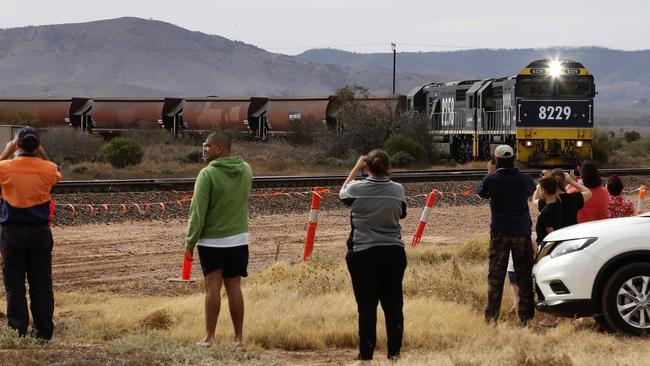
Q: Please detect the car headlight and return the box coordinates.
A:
[549,238,597,258]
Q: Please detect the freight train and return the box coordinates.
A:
[0,95,403,140]
[408,58,595,166]
[0,58,594,166]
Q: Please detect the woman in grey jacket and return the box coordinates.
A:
[339,149,407,361]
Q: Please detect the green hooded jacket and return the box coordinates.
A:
[185,156,252,250]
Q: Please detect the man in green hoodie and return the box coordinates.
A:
[185,131,252,346]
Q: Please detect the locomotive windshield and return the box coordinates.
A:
[517,77,553,97]
[556,78,592,97]
[516,76,593,98]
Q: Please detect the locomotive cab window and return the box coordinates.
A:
[517,77,553,97]
[556,78,592,97]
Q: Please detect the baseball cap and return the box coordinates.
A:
[494,144,514,158]
[17,126,40,151]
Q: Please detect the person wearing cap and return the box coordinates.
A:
[0,126,61,341]
[477,144,536,324]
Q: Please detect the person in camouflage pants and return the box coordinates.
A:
[485,236,535,323]
[477,145,536,324]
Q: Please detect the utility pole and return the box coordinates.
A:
[391,43,396,95]
[390,43,397,95]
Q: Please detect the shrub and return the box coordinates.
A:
[592,142,610,165]
[622,140,649,158]
[318,85,391,157]
[592,129,618,165]
[457,234,489,261]
[391,112,439,164]
[385,134,426,161]
[390,151,415,167]
[98,137,144,168]
[0,110,43,127]
[122,122,174,146]
[177,150,203,163]
[624,130,641,143]
[41,128,103,164]
[287,117,324,145]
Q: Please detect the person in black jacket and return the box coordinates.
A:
[477,145,536,324]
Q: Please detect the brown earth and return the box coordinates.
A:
[7,204,491,297]
[0,200,491,364]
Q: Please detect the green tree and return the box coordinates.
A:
[385,134,426,166]
[319,85,390,157]
[0,110,43,127]
[98,137,144,168]
[624,130,641,143]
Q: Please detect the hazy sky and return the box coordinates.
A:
[2,0,648,55]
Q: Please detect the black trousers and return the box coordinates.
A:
[485,235,534,323]
[346,245,407,360]
[0,224,54,340]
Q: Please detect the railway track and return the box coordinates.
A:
[52,168,650,194]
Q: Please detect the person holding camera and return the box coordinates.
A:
[340,149,407,361]
[569,160,609,223]
[478,145,536,325]
[533,169,592,228]
[0,126,62,341]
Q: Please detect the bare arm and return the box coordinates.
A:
[532,185,543,207]
[342,155,367,188]
[531,170,550,206]
[0,138,18,161]
[564,172,592,201]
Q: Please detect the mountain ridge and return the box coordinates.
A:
[0,17,648,108]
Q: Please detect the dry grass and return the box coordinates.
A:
[38,234,650,365]
[60,140,350,179]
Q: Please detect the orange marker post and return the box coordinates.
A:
[412,189,439,248]
[303,188,324,261]
[181,255,193,281]
[637,185,646,215]
[168,252,195,283]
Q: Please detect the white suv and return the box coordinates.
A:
[534,213,650,334]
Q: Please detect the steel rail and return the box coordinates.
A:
[51,168,650,194]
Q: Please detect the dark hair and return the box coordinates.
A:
[366,149,390,177]
[19,136,39,152]
[580,160,602,188]
[539,176,558,195]
[207,131,232,152]
[607,175,624,196]
[550,168,566,192]
[18,126,40,152]
[496,156,514,169]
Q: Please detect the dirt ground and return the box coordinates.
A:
[3,204,489,297]
[0,204,491,365]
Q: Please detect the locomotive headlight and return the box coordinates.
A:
[549,60,562,77]
[576,140,584,147]
[526,140,533,147]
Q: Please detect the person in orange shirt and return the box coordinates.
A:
[0,126,62,341]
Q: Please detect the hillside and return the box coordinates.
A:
[0,17,456,97]
[1,17,649,112]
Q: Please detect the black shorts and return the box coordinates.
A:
[197,245,248,278]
